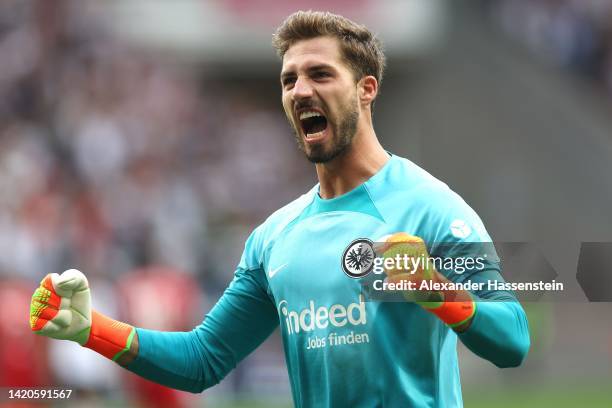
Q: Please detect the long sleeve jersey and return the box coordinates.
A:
[127,154,530,407]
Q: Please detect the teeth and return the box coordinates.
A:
[299,111,322,120]
[306,130,325,139]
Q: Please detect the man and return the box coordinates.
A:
[30,11,529,407]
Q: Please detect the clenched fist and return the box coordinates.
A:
[30,269,92,345]
[30,269,135,361]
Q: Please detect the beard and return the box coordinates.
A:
[289,94,359,164]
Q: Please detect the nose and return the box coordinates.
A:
[292,76,314,101]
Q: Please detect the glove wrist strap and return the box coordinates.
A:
[421,289,476,327]
[84,310,135,361]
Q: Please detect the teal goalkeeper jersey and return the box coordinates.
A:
[128,154,530,407]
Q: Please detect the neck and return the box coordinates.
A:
[315,124,389,199]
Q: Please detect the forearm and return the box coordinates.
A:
[121,266,278,393]
[458,300,530,367]
[106,319,219,392]
[124,328,223,393]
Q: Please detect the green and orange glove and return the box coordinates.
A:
[379,233,476,329]
[30,269,135,361]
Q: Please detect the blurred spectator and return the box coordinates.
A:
[488,0,612,93]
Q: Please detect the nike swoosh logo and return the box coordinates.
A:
[268,263,288,278]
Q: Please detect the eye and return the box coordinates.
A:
[312,71,330,80]
[282,77,296,88]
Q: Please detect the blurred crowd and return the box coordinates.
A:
[0,1,310,284]
[0,0,306,404]
[487,0,612,94]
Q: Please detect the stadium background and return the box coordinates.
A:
[1,0,611,406]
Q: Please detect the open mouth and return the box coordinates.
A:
[299,110,328,139]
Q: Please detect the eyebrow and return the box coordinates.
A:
[280,63,336,82]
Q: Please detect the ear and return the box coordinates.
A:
[358,75,378,107]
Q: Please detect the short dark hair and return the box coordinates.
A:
[272,11,386,89]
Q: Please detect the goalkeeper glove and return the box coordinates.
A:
[379,233,476,328]
[29,269,135,361]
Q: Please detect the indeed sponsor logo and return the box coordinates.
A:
[278,296,366,335]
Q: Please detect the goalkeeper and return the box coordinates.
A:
[30,11,529,408]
